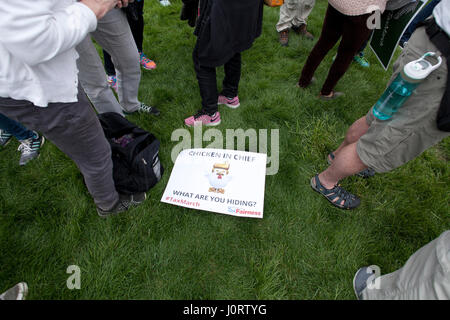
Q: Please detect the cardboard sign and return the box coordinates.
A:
[161,149,267,219]
[370,0,427,70]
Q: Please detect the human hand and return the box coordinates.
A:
[115,0,135,9]
[80,0,118,19]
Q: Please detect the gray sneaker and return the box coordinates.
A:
[97,192,147,218]
[124,103,160,116]
[353,266,378,300]
[0,282,28,300]
[0,129,12,147]
[17,132,44,166]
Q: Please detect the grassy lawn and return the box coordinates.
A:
[0,0,448,300]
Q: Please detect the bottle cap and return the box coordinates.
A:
[403,52,442,81]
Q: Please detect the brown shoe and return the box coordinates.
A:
[278,29,289,46]
[293,24,314,40]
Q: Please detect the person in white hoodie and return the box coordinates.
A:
[0,0,146,217]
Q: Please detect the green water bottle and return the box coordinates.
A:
[372,52,443,120]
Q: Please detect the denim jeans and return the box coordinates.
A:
[400,0,441,45]
[0,113,35,141]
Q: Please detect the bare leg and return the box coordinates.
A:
[319,142,367,190]
[332,116,369,159]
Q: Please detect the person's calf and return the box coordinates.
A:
[333,117,369,156]
[319,143,367,189]
[327,152,376,179]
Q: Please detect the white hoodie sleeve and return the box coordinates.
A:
[0,0,97,66]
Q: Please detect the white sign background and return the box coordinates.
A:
[161,149,267,218]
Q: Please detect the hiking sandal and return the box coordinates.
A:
[310,174,361,210]
[327,152,375,179]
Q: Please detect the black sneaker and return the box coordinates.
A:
[0,129,12,147]
[124,103,160,116]
[131,192,147,205]
[97,192,146,218]
[138,103,160,115]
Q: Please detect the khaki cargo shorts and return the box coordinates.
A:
[357,26,449,173]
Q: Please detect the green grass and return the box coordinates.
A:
[0,0,448,300]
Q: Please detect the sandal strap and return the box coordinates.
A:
[327,152,335,165]
[357,168,376,178]
[312,174,359,209]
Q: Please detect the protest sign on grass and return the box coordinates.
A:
[161,149,267,218]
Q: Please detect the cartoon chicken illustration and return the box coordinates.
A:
[206,162,232,194]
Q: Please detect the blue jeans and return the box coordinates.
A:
[400,0,441,45]
[0,113,35,141]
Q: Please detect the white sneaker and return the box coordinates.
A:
[159,0,171,6]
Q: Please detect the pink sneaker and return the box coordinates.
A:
[184,111,221,127]
[218,95,240,109]
[139,52,156,70]
[107,75,118,93]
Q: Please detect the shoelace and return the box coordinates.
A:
[141,55,152,64]
[17,139,34,155]
[120,199,131,209]
[140,104,154,112]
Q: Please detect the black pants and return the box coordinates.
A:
[104,0,145,76]
[193,45,242,114]
[298,4,372,95]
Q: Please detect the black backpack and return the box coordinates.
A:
[98,112,163,195]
